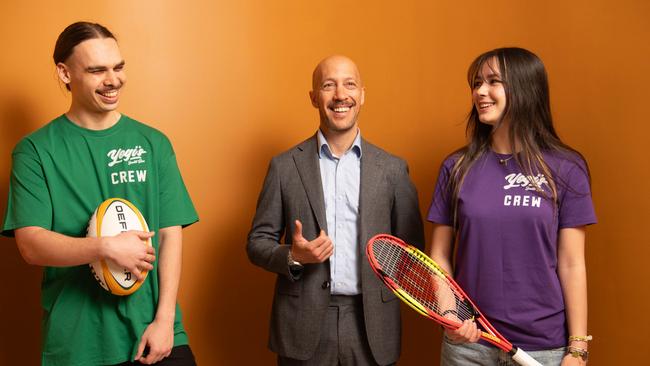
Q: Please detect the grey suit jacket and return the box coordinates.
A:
[247,134,424,365]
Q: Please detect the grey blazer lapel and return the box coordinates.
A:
[359,139,383,240]
[293,135,327,232]
[359,140,388,286]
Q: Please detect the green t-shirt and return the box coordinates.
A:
[2,114,198,366]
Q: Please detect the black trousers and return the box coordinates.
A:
[111,345,196,366]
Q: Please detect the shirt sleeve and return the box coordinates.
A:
[157,135,198,229]
[426,158,454,226]
[558,160,597,229]
[2,139,53,237]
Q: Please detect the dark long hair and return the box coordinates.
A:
[53,22,116,90]
[447,47,589,228]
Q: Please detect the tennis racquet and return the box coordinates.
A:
[366,234,542,366]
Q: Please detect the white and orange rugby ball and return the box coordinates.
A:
[87,198,152,296]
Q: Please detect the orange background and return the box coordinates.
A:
[1,1,648,364]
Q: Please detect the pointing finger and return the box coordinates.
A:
[134,335,147,360]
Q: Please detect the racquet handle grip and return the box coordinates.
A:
[511,347,543,366]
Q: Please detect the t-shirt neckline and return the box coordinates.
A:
[61,113,127,137]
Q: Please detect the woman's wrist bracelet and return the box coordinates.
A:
[566,346,589,361]
[568,335,592,343]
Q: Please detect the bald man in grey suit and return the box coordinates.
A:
[247,55,424,365]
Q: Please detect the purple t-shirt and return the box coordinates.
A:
[427,150,596,350]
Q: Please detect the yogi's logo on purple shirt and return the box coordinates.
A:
[503,173,548,191]
[502,173,548,208]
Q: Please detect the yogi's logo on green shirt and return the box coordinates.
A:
[107,145,148,185]
[107,145,147,167]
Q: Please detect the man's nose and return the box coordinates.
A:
[334,86,347,100]
[104,70,119,87]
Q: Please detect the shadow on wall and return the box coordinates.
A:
[0,96,44,365]
[191,130,287,364]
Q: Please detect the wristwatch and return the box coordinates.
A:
[287,250,303,271]
[566,347,589,362]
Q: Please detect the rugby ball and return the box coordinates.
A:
[87,198,152,296]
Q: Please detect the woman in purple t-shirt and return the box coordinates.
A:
[428,48,596,365]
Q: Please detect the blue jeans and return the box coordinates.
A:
[441,336,566,366]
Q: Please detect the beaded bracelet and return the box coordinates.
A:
[566,346,589,361]
[568,335,593,343]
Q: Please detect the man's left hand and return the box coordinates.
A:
[135,318,174,364]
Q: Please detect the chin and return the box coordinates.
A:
[478,117,497,126]
[99,103,120,112]
[333,117,359,129]
[330,124,356,134]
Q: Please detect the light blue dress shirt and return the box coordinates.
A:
[317,129,362,295]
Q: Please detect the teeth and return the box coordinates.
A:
[334,107,350,113]
[479,102,494,109]
[100,90,118,97]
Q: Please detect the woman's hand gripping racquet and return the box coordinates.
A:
[366,234,542,366]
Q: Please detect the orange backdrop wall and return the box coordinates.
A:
[1,1,648,364]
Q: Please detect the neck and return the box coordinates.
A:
[490,120,518,154]
[320,127,358,157]
[66,105,121,131]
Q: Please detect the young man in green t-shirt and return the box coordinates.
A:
[1,22,198,365]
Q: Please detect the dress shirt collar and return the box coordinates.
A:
[317,129,362,160]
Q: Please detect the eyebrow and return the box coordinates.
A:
[475,72,500,80]
[321,77,359,84]
[85,60,126,72]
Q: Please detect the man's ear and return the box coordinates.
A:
[56,62,71,86]
[309,90,318,108]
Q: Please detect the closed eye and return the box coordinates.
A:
[114,61,126,72]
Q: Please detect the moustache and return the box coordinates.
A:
[328,101,356,109]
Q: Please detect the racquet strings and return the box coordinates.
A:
[371,237,475,323]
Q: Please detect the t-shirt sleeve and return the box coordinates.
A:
[558,160,597,228]
[157,136,199,229]
[426,159,453,226]
[2,139,53,237]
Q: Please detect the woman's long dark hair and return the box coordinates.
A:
[447,47,589,228]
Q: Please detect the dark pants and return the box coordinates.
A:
[278,295,389,366]
[111,345,196,366]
